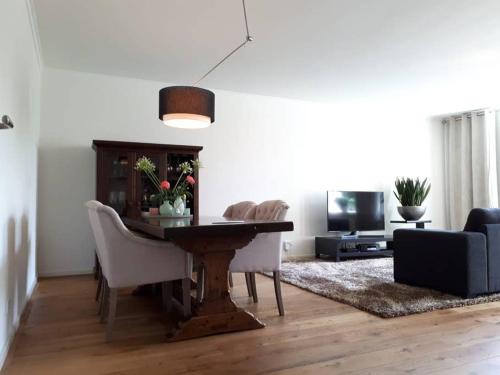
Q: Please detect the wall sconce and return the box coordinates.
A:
[0,115,14,129]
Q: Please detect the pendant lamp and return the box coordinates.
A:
[159,0,253,129]
[159,86,214,129]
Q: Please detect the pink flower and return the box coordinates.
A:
[186,176,196,185]
[160,180,170,190]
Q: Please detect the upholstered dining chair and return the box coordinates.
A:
[85,201,192,342]
[219,201,258,295]
[228,200,289,316]
[223,201,258,220]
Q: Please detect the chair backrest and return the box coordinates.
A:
[464,208,500,232]
[255,200,290,221]
[223,201,257,219]
[230,200,290,272]
[85,200,104,256]
[92,204,136,279]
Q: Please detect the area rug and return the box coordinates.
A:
[273,258,500,318]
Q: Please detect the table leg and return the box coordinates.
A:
[167,248,264,341]
[416,222,425,229]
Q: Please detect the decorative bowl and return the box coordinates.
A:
[397,206,426,221]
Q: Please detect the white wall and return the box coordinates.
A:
[38,67,447,276]
[0,0,41,367]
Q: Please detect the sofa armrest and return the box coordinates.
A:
[480,224,500,291]
[393,229,487,297]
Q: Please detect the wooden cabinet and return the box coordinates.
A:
[92,140,203,218]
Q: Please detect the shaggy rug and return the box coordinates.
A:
[273,258,500,318]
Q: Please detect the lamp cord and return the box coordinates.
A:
[193,0,253,86]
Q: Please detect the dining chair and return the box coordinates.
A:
[85,201,192,342]
[221,201,258,296]
[228,200,289,316]
[223,201,258,219]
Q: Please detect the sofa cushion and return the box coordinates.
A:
[464,208,500,232]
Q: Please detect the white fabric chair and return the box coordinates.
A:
[227,200,289,316]
[85,200,192,341]
[219,201,256,293]
[85,200,106,302]
[223,201,257,220]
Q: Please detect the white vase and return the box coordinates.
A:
[173,196,186,216]
[159,201,174,216]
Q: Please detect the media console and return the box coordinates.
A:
[315,234,393,262]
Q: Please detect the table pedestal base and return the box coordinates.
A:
[167,309,264,342]
[168,233,264,341]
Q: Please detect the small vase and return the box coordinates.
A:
[173,196,186,216]
[159,201,174,216]
[397,206,426,221]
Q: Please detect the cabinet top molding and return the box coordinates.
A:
[92,140,203,152]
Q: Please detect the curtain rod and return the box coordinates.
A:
[441,109,495,124]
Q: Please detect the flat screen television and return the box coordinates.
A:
[327,191,385,233]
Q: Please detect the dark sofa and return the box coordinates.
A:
[393,208,500,298]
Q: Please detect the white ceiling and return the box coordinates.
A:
[33,0,500,102]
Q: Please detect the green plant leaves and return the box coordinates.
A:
[393,177,431,206]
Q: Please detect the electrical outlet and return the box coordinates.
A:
[283,241,292,252]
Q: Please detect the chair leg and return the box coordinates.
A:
[273,271,285,316]
[98,278,105,315]
[95,272,103,301]
[228,272,233,288]
[244,272,253,297]
[100,280,110,323]
[105,288,118,342]
[250,272,258,303]
[182,278,192,318]
[196,264,204,303]
[162,281,173,313]
[94,251,100,280]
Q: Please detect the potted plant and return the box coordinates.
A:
[393,177,431,221]
[135,156,201,216]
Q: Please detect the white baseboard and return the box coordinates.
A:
[0,277,37,371]
[38,268,93,277]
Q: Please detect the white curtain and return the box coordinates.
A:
[443,110,498,229]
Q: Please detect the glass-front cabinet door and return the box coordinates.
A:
[167,152,198,215]
[93,140,202,219]
[101,151,134,216]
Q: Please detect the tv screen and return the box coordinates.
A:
[327,191,385,232]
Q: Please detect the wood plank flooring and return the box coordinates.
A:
[4,273,500,374]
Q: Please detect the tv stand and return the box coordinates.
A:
[315,234,393,262]
[341,231,358,239]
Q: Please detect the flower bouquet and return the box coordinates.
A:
[135,156,201,216]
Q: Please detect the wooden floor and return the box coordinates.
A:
[4,275,500,374]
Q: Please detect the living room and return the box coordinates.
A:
[2,0,500,374]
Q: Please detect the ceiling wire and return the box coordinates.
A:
[193,0,253,85]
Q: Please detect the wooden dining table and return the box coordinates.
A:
[123,215,294,341]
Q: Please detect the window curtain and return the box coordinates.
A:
[443,110,498,230]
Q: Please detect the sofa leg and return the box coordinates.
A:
[250,272,258,303]
[273,271,285,316]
